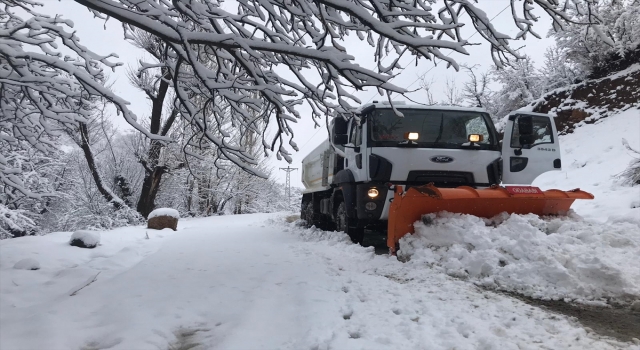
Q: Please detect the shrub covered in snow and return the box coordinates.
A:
[13,258,40,270]
[399,212,640,304]
[69,230,101,249]
[0,205,37,240]
[618,138,640,186]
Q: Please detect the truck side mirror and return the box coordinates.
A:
[517,115,533,136]
[333,134,349,145]
[333,118,348,135]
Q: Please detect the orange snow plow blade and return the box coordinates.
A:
[387,184,594,252]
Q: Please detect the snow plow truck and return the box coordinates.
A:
[300,102,593,253]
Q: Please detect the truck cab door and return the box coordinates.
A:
[501,113,562,185]
[344,119,366,181]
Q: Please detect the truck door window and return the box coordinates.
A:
[350,122,362,147]
[465,116,490,144]
[510,116,554,148]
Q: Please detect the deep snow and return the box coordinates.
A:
[400,211,640,304]
[1,214,637,349]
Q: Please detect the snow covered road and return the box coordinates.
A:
[1,213,637,349]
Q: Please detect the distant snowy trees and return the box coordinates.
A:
[415,1,640,128]
[551,0,640,78]
[490,56,544,122]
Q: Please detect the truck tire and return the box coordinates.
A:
[336,201,364,244]
[301,201,314,227]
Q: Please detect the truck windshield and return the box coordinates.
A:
[369,109,497,149]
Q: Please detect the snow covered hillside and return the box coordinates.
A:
[534,108,640,221]
[1,214,637,350]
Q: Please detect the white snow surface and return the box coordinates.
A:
[400,212,640,303]
[0,214,636,349]
[69,230,101,247]
[13,258,40,270]
[148,208,180,219]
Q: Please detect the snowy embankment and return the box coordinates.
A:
[400,212,640,304]
[535,108,640,221]
[398,108,640,304]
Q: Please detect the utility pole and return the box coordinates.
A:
[279,166,298,208]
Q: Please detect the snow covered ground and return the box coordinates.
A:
[1,110,638,349]
[400,212,640,304]
[1,214,637,349]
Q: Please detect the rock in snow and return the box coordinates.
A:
[148,208,180,219]
[148,208,179,231]
[13,258,40,270]
[69,230,101,249]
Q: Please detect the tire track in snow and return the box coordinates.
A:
[285,216,639,349]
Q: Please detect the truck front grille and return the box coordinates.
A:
[406,171,475,188]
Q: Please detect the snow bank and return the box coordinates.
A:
[400,212,640,304]
[13,258,40,270]
[148,208,180,219]
[69,230,101,249]
[280,216,636,349]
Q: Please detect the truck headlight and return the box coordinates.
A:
[367,188,379,198]
[365,202,377,211]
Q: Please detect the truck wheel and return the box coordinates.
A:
[336,202,364,244]
[301,201,314,227]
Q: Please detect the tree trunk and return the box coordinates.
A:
[77,123,123,210]
[134,71,177,218]
[136,166,167,218]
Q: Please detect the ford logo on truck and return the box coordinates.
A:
[430,156,454,163]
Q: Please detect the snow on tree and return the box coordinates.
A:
[550,0,640,77]
[1,0,153,234]
[0,0,616,233]
[6,0,605,176]
[491,55,543,126]
[539,45,584,91]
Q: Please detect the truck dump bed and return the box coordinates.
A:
[301,140,337,193]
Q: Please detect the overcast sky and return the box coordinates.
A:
[39,0,555,188]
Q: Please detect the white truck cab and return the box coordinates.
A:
[300,103,561,243]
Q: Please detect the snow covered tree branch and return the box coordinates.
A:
[0,1,154,138]
[3,0,604,178]
[70,0,599,176]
